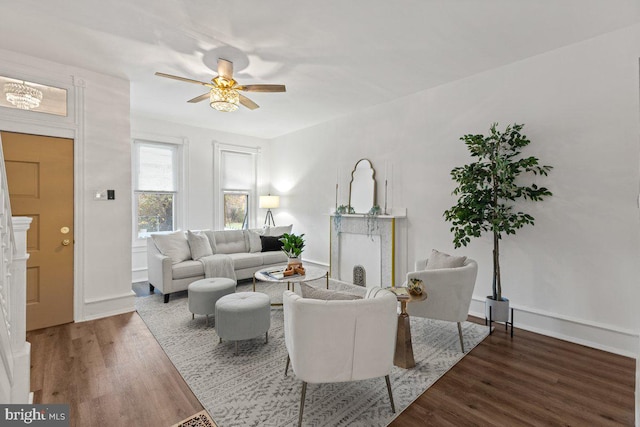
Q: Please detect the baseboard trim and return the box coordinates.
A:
[302,258,329,268]
[469,297,638,358]
[82,291,136,321]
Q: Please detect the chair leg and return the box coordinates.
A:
[298,382,307,427]
[285,354,290,376]
[164,294,170,303]
[457,322,465,353]
[265,331,268,344]
[149,283,155,294]
[385,375,396,413]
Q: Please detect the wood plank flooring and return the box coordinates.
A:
[28,307,635,426]
[28,312,203,427]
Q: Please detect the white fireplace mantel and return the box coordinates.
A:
[329,209,407,287]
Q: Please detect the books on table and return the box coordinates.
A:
[261,268,302,280]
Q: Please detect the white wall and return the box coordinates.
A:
[130,116,270,282]
[270,24,640,356]
[0,48,134,321]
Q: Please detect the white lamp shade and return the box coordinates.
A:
[259,195,280,209]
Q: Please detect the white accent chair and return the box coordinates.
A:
[283,287,398,427]
[406,258,478,352]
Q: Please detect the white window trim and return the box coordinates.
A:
[132,133,189,247]
[213,141,260,230]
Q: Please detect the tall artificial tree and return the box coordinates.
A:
[444,123,552,302]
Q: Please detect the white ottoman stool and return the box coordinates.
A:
[215,292,271,355]
[188,278,236,326]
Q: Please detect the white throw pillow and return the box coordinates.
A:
[244,230,262,253]
[426,249,467,270]
[151,231,191,264]
[187,230,213,260]
[264,224,293,237]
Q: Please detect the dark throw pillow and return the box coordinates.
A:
[260,235,284,252]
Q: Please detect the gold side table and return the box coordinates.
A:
[393,291,428,369]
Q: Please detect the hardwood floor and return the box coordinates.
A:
[28,303,635,427]
[28,312,203,427]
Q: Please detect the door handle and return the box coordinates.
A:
[61,239,71,246]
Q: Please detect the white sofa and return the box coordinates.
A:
[147,227,290,303]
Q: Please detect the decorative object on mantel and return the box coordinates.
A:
[259,194,280,226]
[332,204,354,234]
[444,123,552,334]
[366,204,381,239]
[348,159,376,213]
[4,81,43,110]
[279,233,305,273]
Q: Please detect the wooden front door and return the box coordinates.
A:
[2,131,74,331]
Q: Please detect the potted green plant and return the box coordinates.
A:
[443,123,552,322]
[279,233,305,267]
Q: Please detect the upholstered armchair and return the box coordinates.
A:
[283,287,398,427]
[406,257,478,352]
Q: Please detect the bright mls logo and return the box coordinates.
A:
[0,404,69,426]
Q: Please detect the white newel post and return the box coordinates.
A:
[10,216,31,403]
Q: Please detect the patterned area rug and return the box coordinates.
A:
[136,279,489,427]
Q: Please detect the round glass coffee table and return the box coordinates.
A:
[253,265,329,306]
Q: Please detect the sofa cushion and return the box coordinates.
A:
[187,230,213,260]
[426,249,467,270]
[202,230,217,254]
[227,252,264,270]
[244,230,262,253]
[264,224,292,236]
[260,235,283,252]
[261,250,287,265]
[172,260,205,279]
[299,283,362,300]
[151,231,192,264]
[214,230,248,254]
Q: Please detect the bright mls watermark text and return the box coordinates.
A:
[0,405,69,426]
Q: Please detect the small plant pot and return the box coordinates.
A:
[287,257,302,268]
[485,296,510,323]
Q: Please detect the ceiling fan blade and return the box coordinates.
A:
[155,72,210,86]
[239,94,259,110]
[187,92,211,103]
[218,59,234,80]
[239,84,286,93]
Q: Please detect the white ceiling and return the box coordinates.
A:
[0,0,638,138]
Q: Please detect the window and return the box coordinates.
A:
[216,144,258,230]
[134,141,180,238]
[223,191,249,229]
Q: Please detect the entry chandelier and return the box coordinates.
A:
[4,82,43,110]
[209,87,239,112]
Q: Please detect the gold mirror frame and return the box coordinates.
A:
[348,159,376,214]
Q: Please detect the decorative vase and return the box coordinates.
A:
[407,279,424,296]
[485,296,510,323]
[287,257,302,268]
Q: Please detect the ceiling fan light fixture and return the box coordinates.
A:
[4,82,43,110]
[210,87,239,112]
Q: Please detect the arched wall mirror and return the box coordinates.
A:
[349,159,376,213]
